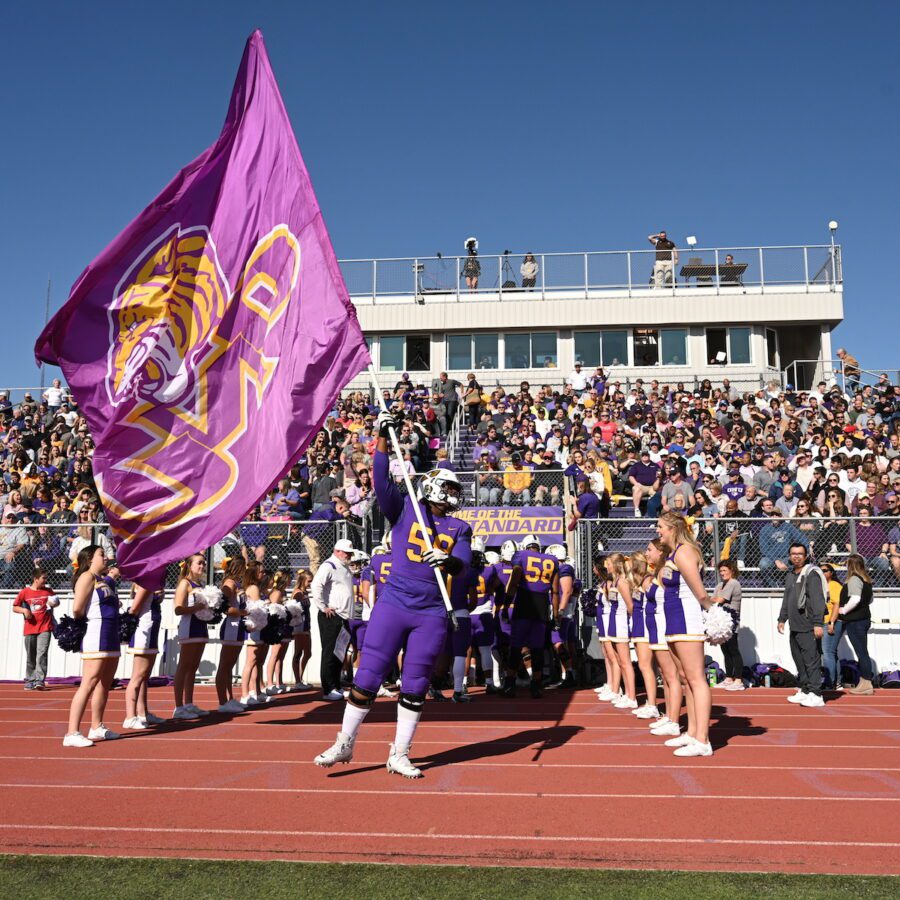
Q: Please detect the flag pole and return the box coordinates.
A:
[368,364,458,630]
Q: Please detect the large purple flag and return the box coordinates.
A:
[35,31,371,588]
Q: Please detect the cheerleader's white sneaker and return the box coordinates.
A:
[122,716,147,730]
[674,739,713,758]
[63,731,94,748]
[651,721,681,736]
[87,725,120,741]
[633,704,660,719]
[612,695,638,710]
[664,733,694,748]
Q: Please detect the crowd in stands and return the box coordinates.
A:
[2,359,899,588]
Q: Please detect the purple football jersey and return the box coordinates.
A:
[512,549,558,620]
[374,450,473,614]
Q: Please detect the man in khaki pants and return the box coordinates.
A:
[648,230,678,288]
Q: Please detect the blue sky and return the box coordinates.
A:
[2,1,897,388]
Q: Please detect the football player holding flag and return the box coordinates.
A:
[314,410,472,778]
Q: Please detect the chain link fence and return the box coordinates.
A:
[576,516,900,593]
[0,518,369,597]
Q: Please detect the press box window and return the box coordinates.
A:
[574,330,628,367]
[707,327,751,365]
[633,328,687,366]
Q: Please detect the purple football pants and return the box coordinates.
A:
[470,611,495,648]
[510,617,547,650]
[348,619,368,652]
[355,597,447,697]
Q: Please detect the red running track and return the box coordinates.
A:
[0,683,899,874]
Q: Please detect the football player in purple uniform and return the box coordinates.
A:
[315,411,472,778]
[547,545,579,689]
[501,535,560,699]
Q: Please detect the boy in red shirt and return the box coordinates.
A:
[13,566,58,691]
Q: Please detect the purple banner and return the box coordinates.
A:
[454,506,565,546]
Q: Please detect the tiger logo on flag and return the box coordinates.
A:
[100,223,301,540]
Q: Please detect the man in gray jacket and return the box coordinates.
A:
[777,543,826,708]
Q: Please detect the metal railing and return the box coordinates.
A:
[339,245,841,302]
[574,516,900,594]
[784,359,900,393]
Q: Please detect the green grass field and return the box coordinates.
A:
[1,856,897,899]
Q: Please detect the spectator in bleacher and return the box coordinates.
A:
[775,483,799,518]
[0,512,29,588]
[660,461,694,514]
[346,468,375,520]
[463,374,483,429]
[759,512,806,584]
[502,453,532,506]
[567,363,589,392]
[836,347,861,393]
[628,448,660,518]
[846,507,891,575]
[476,456,502,506]
[431,372,461,426]
[568,477,600,531]
[301,498,351,573]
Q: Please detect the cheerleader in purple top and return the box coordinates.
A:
[604,553,637,710]
[172,554,211,720]
[123,585,166,730]
[594,557,622,703]
[624,552,660,720]
[265,570,293,695]
[239,563,270,706]
[288,569,313,690]
[656,512,713,758]
[643,538,683,738]
[215,556,248,713]
[63,544,121,748]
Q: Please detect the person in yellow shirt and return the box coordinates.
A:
[502,454,533,505]
[820,563,844,689]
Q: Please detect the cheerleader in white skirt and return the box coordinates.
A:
[123,586,166,729]
[172,554,211,720]
[215,557,248,713]
[605,553,637,710]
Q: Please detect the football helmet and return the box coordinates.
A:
[418,468,463,510]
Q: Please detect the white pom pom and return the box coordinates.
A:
[703,605,734,645]
[284,600,304,628]
[197,585,224,610]
[243,600,268,633]
[194,606,215,622]
[267,602,288,620]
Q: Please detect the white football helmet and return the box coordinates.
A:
[370,544,386,557]
[471,537,486,554]
[484,551,500,565]
[418,468,463,510]
[520,534,541,552]
[383,530,393,551]
[500,540,518,562]
[546,544,567,561]
[349,549,370,575]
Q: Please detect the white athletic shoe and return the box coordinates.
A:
[87,725,120,741]
[612,695,638,710]
[800,693,825,708]
[63,731,94,748]
[377,686,394,698]
[725,681,746,691]
[652,721,682,737]
[664,733,694,748]
[633,704,660,719]
[172,705,200,720]
[598,690,621,704]
[122,716,147,730]
[185,704,211,717]
[314,732,355,767]
[674,739,713,758]
[218,700,245,713]
[386,744,422,779]
[323,690,345,701]
[649,715,671,729]
[786,691,808,704]
[143,712,167,725]
[595,686,615,700]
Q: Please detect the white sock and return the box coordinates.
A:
[453,657,466,693]
[479,647,494,685]
[492,652,503,686]
[526,666,532,677]
[340,702,370,740]
[394,703,421,753]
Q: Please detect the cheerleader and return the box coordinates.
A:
[288,569,313,690]
[644,538,683,737]
[625,552,660,720]
[63,545,121,747]
[215,557,248,713]
[172,553,211,720]
[604,553,637,709]
[265,570,292,695]
[239,564,269,706]
[656,512,713,757]
[123,585,166,729]
[594,557,622,702]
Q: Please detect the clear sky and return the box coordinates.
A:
[2,1,898,388]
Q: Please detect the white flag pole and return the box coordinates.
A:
[368,364,457,629]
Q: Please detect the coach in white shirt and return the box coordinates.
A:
[311,538,355,700]
[566,363,589,392]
